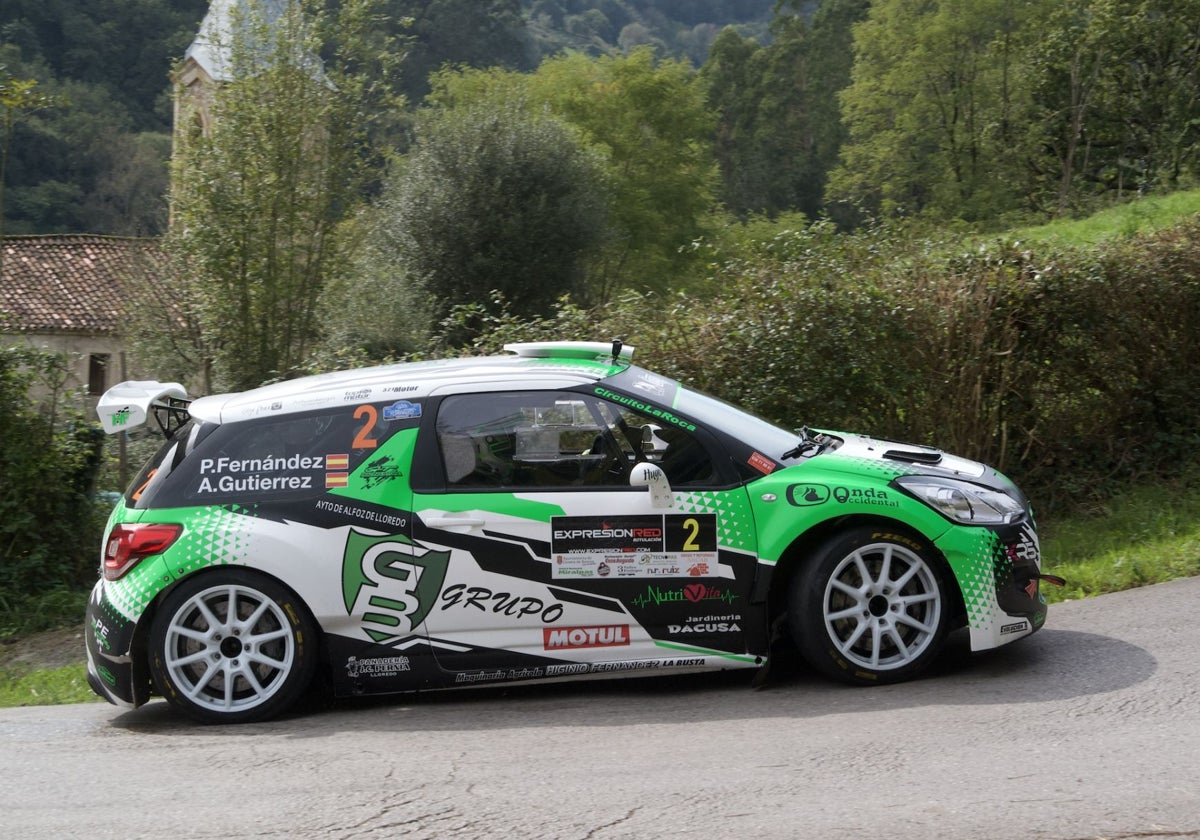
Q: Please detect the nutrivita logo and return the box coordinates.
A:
[342,530,449,644]
[631,583,737,609]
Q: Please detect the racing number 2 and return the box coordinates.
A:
[665,513,717,553]
[353,405,379,450]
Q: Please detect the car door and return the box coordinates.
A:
[410,388,760,683]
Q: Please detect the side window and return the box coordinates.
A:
[437,392,631,490]
[602,405,718,488]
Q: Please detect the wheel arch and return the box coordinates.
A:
[764,514,967,635]
[132,563,326,701]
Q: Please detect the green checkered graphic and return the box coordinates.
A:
[674,490,756,553]
[944,530,1002,630]
[168,505,253,575]
[105,506,253,618]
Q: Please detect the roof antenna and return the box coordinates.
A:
[611,339,623,364]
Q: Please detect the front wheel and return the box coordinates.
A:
[149,569,317,724]
[790,527,950,685]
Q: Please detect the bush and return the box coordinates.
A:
[0,346,106,629]
[430,218,1200,515]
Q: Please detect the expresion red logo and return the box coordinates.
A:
[543,625,630,650]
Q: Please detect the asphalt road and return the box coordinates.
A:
[2,578,1198,840]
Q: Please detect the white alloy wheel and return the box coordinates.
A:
[791,527,950,684]
[150,571,316,723]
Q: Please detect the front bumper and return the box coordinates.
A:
[936,519,1048,651]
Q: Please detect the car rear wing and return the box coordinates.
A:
[97,380,191,437]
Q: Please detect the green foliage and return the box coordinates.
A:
[390,0,535,102]
[162,0,404,392]
[0,664,97,708]
[1002,189,1200,246]
[1,1,206,235]
[372,99,609,344]
[829,0,1033,222]
[430,48,718,300]
[0,346,106,609]
[431,212,1200,517]
[1039,469,1200,602]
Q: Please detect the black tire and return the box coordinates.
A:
[789,527,949,685]
[149,568,318,724]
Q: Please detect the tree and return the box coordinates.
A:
[430,48,718,301]
[383,0,535,102]
[0,68,57,245]
[162,0,404,392]
[828,0,1034,222]
[372,98,610,343]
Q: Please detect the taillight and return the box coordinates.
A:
[103,523,183,581]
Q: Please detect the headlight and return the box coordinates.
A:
[895,476,1025,525]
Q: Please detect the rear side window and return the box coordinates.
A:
[133,401,420,508]
[125,420,212,508]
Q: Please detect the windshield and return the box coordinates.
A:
[606,366,806,461]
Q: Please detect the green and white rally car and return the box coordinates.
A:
[87,341,1053,723]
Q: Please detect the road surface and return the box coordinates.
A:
[2,578,1198,839]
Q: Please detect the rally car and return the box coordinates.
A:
[86,341,1053,723]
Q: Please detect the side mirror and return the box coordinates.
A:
[630,462,673,508]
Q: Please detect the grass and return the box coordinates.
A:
[1000,187,1200,247]
[1038,471,1200,603]
[0,663,98,707]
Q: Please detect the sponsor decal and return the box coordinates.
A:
[90,616,112,652]
[550,513,717,579]
[786,484,831,506]
[668,614,742,634]
[543,624,631,650]
[632,583,738,609]
[194,453,344,494]
[314,498,407,529]
[270,401,283,411]
[630,373,671,398]
[546,662,590,676]
[341,530,450,644]
[111,406,132,426]
[543,659,710,676]
[346,655,411,678]
[747,452,775,475]
[454,667,545,684]
[383,385,419,394]
[592,387,697,432]
[345,388,372,402]
[831,486,899,508]
[361,455,404,489]
[439,583,564,623]
[1000,621,1030,636]
[382,400,422,420]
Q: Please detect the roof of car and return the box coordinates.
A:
[188,342,637,425]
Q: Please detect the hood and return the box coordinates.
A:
[835,434,987,478]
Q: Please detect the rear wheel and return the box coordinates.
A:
[149,569,317,724]
[790,527,949,685]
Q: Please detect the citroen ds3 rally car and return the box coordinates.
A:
[86,341,1051,723]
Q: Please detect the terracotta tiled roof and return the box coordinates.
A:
[0,235,164,334]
